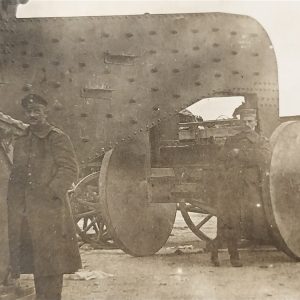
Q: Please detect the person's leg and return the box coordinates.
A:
[247,182,270,243]
[241,182,254,241]
[34,274,63,300]
[227,236,243,267]
[7,215,24,281]
[210,237,220,266]
[210,217,226,267]
[6,217,34,292]
[222,209,242,267]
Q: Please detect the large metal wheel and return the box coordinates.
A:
[70,172,116,248]
[0,146,11,283]
[179,201,217,242]
[265,121,300,260]
[99,134,177,256]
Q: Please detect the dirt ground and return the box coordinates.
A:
[23,214,300,300]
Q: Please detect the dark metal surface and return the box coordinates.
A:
[0,1,287,257]
[99,134,177,256]
[0,10,279,164]
[266,121,300,260]
[0,146,10,284]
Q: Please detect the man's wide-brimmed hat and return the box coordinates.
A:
[21,94,48,108]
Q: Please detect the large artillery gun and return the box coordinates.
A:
[0,0,300,272]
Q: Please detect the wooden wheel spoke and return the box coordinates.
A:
[83,218,98,233]
[195,214,213,229]
[76,199,100,209]
[188,200,217,215]
[97,222,105,234]
[75,210,97,219]
[186,206,205,214]
[92,222,100,233]
[179,202,216,242]
[96,223,107,239]
[71,171,116,248]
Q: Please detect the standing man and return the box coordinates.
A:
[7,94,82,299]
[211,108,271,267]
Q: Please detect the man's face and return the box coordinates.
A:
[24,104,48,126]
[242,117,257,131]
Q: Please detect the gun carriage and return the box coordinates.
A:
[0,4,300,290]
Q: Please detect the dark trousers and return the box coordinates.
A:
[211,235,239,259]
[211,215,240,259]
[34,274,63,300]
[213,175,241,259]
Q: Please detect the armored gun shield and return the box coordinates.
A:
[0,12,278,162]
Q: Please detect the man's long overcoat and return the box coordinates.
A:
[7,123,82,277]
[217,129,271,241]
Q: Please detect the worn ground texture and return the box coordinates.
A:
[22,214,300,300]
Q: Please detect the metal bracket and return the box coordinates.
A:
[148,168,176,203]
[81,87,113,100]
[104,52,138,66]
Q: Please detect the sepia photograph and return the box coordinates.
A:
[1,1,300,299]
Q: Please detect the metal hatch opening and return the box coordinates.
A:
[185,96,245,122]
[177,96,246,143]
[171,97,245,241]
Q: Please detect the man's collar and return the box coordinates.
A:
[29,122,54,138]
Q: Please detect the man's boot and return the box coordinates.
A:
[210,240,220,267]
[228,240,243,267]
[4,277,35,298]
[230,255,243,267]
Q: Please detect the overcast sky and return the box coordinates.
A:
[17,0,300,116]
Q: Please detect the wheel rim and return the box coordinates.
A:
[70,172,116,248]
[179,201,217,242]
[266,121,300,260]
[99,134,177,256]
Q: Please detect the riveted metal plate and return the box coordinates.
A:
[0,12,279,162]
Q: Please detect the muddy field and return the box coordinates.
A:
[22,214,300,300]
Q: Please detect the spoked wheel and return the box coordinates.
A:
[69,172,116,249]
[179,200,217,242]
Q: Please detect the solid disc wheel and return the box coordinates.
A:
[179,201,217,242]
[99,134,177,256]
[70,172,116,248]
[266,121,300,260]
[0,146,11,282]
